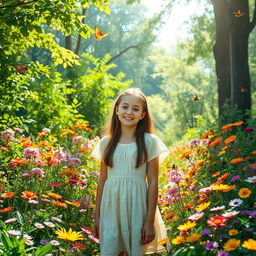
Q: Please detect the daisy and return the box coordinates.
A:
[34,223,45,229]
[7,230,21,237]
[229,199,243,207]
[188,212,204,221]
[50,240,60,246]
[222,210,240,218]
[210,205,225,212]
[40,240,49,245]
[28,199,38,204]
[5,218,17,224]
[51,217,62,223]
[44,221,55,228]
[246,176,256,183]
[25,240,34,246]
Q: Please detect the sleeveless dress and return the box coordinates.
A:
[91,133,169,256]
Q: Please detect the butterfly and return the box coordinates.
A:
[234,9,245,17]
[16,65,27,74]
[192,95,200,102]
[94,26,108,41]
[240,88,248,92]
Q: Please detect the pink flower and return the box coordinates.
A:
[2,129,15,141]
[14,128,23,133]
[28,199,38,204]
[22,173,31,178]
[23,147,39,159]
[49,182,61,187]
[42,128,50,134]
[31,168,45,178]
[70,177,78,183]
[244,127,253,132]
[72,136,84,144]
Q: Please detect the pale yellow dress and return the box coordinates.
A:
[91,133,169,256]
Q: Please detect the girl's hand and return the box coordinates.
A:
[93,218,100,239]
[140,222,155,245]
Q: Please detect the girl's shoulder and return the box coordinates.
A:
[144,132,159,143]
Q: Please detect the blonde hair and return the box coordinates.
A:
[102,88,155,168]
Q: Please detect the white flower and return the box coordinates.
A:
[246,176,256,183]
[50,240,60,246]
[25,239,34,246]
[44,221,55,228]
[50,217,62,223]
[229,198,243,207]
[222,210,240,218]
[188,212,204,221]
[5,218,17,224]
[7,230,21,237]
[34,223,45,229]
[210,205,225,211]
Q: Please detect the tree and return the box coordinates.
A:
[211,0,256,120]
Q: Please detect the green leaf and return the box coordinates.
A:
[16,211,25,225]
[73,98,78,104]
[35,244,52,256]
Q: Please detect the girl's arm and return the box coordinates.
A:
[93,161,108,238]
[141,156,159,245]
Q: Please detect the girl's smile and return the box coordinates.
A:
[116,95,145,127]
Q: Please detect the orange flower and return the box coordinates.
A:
[238,188,251,198]
[252,151,256,155]
[0,145,9,152]
[72,241,87,250]
[52,200,67,208]
[180,151,191,159]
[168,216,178,223]
[209,138,222,148]
[232,121,244,126]
[210,161,217,166]
[218,173,230,181]
[60,168,76,176]
[181,202,193,210]
[212,172,220,177]
[222,124,233,131]
[0,206,13,213]
[11,158,27,165]
[225,135,236,144]
[164,211,175,219]
[230,158,244,164]
[201,130,212,140]
[21,191,37,200]
[72,201,81,207]
[0,192,15,198]
[19,138,34,148]
[48,192,62,199]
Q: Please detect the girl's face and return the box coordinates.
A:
[116,95,146,128]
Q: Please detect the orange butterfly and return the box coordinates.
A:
[94,26,108,41]
[234,9,245,17]
[16,65,27,74]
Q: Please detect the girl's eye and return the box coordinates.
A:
[122,106,128,109]
[134,108,139,111]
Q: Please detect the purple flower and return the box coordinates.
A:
[2,129,15,141]
[31,168,45,178]
[233,219,239,224]
[190,138,200,149]
[246,228,254,232]
[70,176,78,184]
[219,234,228,239]
[205,241,218,251]
[23,147,39,159]
[201,229,212,236]
[230,175,240,182]
[22,173,30,178]
[216,249,229,256]
[40,240,49,245]
[249,211,256,218]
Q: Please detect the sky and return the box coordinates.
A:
[141,0,206,49]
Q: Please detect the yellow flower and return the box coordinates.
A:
[229,229,238,236]
[55,228,84,242]
[158,238,169,246]
[178,221,196,231]
[186,233,201,242]
[171,236,184,245]
[242,239,256,250]
[224,239,241,251]
[238,188,252,198]
[213,184,236,192]
[195,202,211,212]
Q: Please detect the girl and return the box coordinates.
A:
[91,88,169,256]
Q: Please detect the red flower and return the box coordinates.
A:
[207,215,227,228]
[244,127,254,132]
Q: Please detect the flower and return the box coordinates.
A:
[242,239,256,250]
[28,199,38,204]
[178,221,196,231]
[51,217,62,223]
[5,218,17,224]
[210,206,225,212]
[25,239,34,246]
[0,192,15,198]
[238,188,251,198]
[246,176,256,183]
[225,135,236,144]
[34,223,45,229]
[31,168,45,178]
[44,221,55,228]
[230,175,240,182]
[172,236,184,245]
[212,184,235,192]
[52,200,67,208]
[50,240,60,246]
[21,191,37,200]
[223,239,240,251]
[244,127,254,132]
[185,233,201,242]
[40,240,49,245]
[216,249,229,256]
[0,206,13,213]
[23,147,39,159]
[222,210,239,218]
[55,228,84,242]
[7,230,21,237]
[209,138,222,148]
[207,215,227,228]
[42,128,51,134]
[205,241,218,251]
[229,199,243,207]
[195,202,211,212]
[230,158,244,164]
[188,212,204,221]
[201,229,212,236]
[228,229,238,236]
[2,129,15,141]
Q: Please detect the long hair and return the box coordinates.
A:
[102,88,155,168]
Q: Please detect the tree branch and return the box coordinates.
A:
[0,0,39,9]
[249,0,256,33]
[105,40,154,65]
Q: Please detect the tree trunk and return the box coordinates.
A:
[211,0,231,118]
[229,0,251,119]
